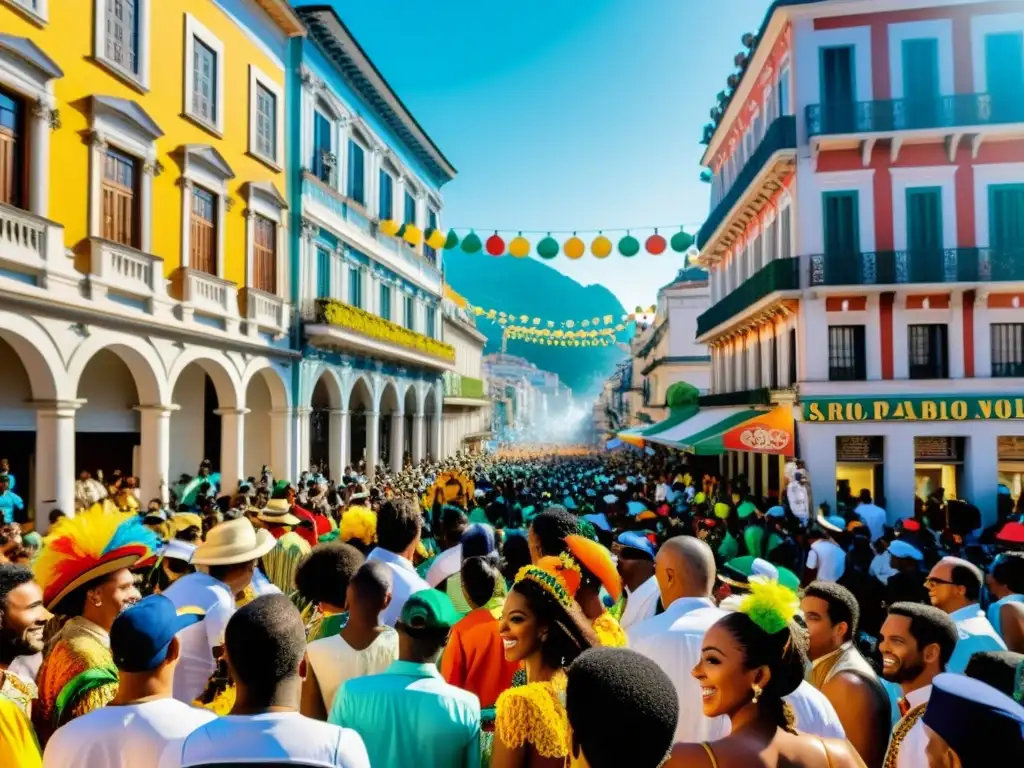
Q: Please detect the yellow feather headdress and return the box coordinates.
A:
[721,576,800,635]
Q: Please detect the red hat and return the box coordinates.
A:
[902,519,921,532]
[996,521,1024,544]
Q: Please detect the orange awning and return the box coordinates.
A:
[720,406,795,456]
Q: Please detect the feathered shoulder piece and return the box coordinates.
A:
[34,501,160,611]
[721,576,800,635]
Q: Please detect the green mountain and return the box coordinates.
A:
[443,249,629,395]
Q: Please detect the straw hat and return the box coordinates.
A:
[256,498,301,527]
[191,518,277,566]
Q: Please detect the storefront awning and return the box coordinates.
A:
[616,404,700,447]
[647,405,796,456]
[720,406,795,457]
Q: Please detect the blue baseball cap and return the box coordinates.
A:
[110,594,205,673]
[616,531,656,559]
[583,512,612,532]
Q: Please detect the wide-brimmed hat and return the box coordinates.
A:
[256,498,301,527]
[191,518,277,566]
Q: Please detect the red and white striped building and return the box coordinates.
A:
[696,0,1024,525]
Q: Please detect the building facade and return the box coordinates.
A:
[634,267,713,423]
[696,0,1024,524]
[287,5,456,479]
[441,300,491,457]
[0,0,305,528]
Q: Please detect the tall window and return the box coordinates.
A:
[252,215,276,294]
[104,0,139,75]
[769,332,779,389]
[0,89,23,207]
[778,66,791,117]
[101,147,138,247]
[378,170,393,220]
[425,208,438,263]
[379,283,392,321]
[908,324,949,379]
[348,266,362,308]
[347,140,365,205]
[828,326,866,381]
[404,190,416,225]
[425,305,436,339]
[190,186,217,275]
[764,218,777,264]
[316,246,331,299]
[992,323,1024,377]
[779,207,792,260]
[404,295,414,330]
[192,38,217,126]
[255,84,277,162]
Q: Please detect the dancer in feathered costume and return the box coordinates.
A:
[32,502,159,745]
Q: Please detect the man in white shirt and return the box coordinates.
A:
[854,490,887,542]
[926,556,1006,673]
[628,536,728,744]
[43,594,216,768]
[162,518,276,703]
[159,594,369,768]
[366,497,431,626]
[782,681,845,739]
[805,517,847,584]
[878,602,959,768]
[614,531,660,631]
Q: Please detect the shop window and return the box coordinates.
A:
[914,436,963,504]
[828,325,866,381]
[908,324,948,379]
[836,436,885,508]
[992,323,1024,377]
[997,436,1024,511]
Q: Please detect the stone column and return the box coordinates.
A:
[29,99,55,218]
[364,411,379,479]
[329,409,350,481]
[270,407,294,482]
[429,411,442,461]
[33,400,79,531]
[412,414,425,464]
[215,408,249,497]
[293,407,311,475]
[390,411,405,472]
[136,404,178,504]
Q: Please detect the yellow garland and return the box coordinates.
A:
[317,299,455,362]
[470,305,633,331]
[494,671,569,759]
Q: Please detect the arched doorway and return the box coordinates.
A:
[348,376,373,474]
[403,384,418,469]
[243,364,291,482]
[309,369,342,478]
[379,380,400,473]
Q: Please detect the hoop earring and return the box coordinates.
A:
[751,683,762,704]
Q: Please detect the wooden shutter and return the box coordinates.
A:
[0,125,15,206]
[101,148,137,247]
[190,187,217,275]
[252,215,276,294]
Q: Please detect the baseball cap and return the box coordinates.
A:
[616,531,656,559]
[398,590,459,634]
[110,594,205,673]
[888,540,923,561]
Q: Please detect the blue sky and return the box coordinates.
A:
[326,0,770,310]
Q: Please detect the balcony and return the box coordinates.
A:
[180,268,239,331]
[0,203,75,289]
[696,256,800,337]
[88,237,167,310]
[699,388,772,407]
[242,287,289,338]
[443,372,489,406]
[809,248,1024,288]
[305,298,456,370]
[697,115,797,253]
[807,92,1024,138]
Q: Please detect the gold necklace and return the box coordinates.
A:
[882,703,926,768]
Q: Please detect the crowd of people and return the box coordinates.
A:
[0,446,1023,767]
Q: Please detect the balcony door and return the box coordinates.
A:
[906,187,943,282]
[820,46,856,132]
[0,89,23,207]
[990,184,1024,280]
[986,32,1024,122]
[901,38,940,128]
[823,191,860,283]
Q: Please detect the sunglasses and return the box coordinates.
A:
[924,577,956,588]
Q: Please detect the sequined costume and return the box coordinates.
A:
[494,670,569,760]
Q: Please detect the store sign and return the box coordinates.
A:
[803,396,1024,423]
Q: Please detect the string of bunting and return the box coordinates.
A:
[504,325,614,347]
[376,221,697,259]
[471,306,634,331]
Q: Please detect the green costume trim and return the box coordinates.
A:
[53,665,118,726]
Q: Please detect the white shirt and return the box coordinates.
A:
[44,698,216,768]
[806,540,846,582]
[158,711,370,768]
[425,545,462,588]
[628,597,729,744]
[870,551,897,584]
[783,681,846,739]
[946,604,1007,673]
[306,627,399,711]
[161,571,236,704]
[895,684,931,768]
[366,547,431,627]
[856,503,887,541]
[619,576,661,631]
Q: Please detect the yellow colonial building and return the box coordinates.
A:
[0,0,305,528]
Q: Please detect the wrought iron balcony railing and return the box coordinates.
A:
[808,248,1024,287]
[696,257,800,336]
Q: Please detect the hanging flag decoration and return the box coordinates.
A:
[467,303,639,331]
[426,228,447,250]
[434,224,697,259]
[504,325,615,347]
[378,219,400,237]
[402,223,422,245]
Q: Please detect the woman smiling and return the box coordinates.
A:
[668,579,865,768]
[492,554,598,768]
